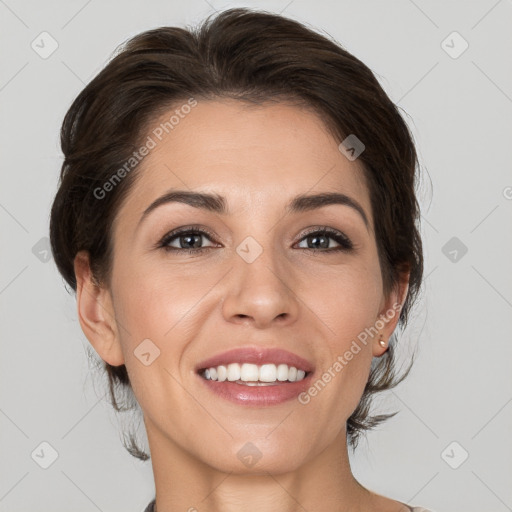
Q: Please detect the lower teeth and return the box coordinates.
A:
[234,380,281,386]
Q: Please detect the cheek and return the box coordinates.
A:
[112,257,209,340]
[304,254,383,339]
[297,257,382,417]
[109,270,203,427]
[109,261,220,394]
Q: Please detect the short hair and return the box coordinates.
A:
[49,7,423,459]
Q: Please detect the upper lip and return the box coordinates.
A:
[195,347,315,374]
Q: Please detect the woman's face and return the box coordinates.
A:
[79,99,404,474]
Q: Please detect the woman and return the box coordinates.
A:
[49,8,433,512]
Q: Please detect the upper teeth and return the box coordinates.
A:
[202,363,307,383]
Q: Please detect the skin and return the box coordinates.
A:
[74,99,410,512]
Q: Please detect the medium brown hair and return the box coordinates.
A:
[49,7,423,459]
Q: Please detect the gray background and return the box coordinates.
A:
[1,1,511,511]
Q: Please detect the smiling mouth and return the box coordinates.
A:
[198,362,310,385]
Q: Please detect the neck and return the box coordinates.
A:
[145,419,374,512]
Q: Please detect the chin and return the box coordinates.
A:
[198,439,308,476]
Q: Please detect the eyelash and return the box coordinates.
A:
[157,225,354,255]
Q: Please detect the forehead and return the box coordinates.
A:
[115,99,371,226]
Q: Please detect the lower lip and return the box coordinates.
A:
[198,373,313,406]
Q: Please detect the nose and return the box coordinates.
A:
[221,242,300,329]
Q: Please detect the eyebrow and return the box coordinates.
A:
[137,190,369,229]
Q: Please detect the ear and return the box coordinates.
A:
[372,268,410,357]
[74,251,125,366]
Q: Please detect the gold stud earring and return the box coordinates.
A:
[378,333,386,348]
